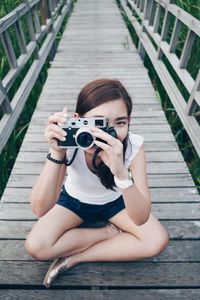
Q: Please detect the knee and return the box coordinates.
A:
[146,228,169,258]
[25,236,51,261]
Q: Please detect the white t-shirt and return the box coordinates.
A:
[64,133,144,205]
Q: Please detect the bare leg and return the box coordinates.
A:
[25,204,120,260]
[42,223,121,260]
[67,211,169,268]
[42,210,168,287]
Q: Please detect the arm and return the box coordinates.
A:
[119,144,151,225]
[92,128,151,226]
[30,108,68,217]
[30,149,67,217]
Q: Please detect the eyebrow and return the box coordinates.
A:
[92,115,128,121]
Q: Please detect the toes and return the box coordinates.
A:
[107,223,122,238]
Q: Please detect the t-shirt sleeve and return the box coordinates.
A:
[124,133,144,167]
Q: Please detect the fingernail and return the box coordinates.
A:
[61,137,66,141]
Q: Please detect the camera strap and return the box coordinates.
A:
[65,148,78,166]
[92,147,103,170]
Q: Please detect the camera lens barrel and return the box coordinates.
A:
[75,128,95,149]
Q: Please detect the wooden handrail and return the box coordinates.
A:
[120,0,200,157]
[0,0,74,154]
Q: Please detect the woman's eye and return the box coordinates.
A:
[116,121,127,126]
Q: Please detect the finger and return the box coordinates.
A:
[62,107,68,114]
[92,129,116,144]
[63,107,68,113]
[47,114,67,125]
[47,124,67,137]
[45,130,66,142]
[94,140,111,151]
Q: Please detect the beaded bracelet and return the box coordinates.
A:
[46,153,66,165]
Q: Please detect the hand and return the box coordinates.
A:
[44,107,68,156]
[92,127,127,178]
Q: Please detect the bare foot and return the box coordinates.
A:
[106,223,122,239]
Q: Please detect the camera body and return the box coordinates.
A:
[58,117,117,149]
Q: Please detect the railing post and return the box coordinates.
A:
[138,0,150,61]
[14,19,27,54]
[179,29,196,69]
[157,0,175,60]
[153,2,161,33]
[169,15,182,53]
[0,80,12,114]
[186,70,200,116]
[24,0,40,59]
[0,31,18,69]
[47,0,57,61]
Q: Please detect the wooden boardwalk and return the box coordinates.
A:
[0,0,200,298]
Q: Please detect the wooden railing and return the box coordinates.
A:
[120,0,200,157]
[0,0,73,154]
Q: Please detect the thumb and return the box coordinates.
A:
[63,107,68,114]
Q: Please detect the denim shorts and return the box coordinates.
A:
[57,186,125,223]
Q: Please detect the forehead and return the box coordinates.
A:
[85,99,128,117]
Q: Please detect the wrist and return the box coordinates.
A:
[49,148,66,160]
[114,168,134,190]
[115,167,128,181]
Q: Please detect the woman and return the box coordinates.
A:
[25,79,169,288]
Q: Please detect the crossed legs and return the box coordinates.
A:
[25,204,169,265]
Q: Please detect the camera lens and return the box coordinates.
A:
[75,128,94,149]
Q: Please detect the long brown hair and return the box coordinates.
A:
[75,79,133,190]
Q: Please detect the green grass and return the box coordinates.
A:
[0,0,23,18]
[0,1,75,199]
[117,0,200,193]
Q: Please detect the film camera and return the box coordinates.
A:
[58,117,117,149]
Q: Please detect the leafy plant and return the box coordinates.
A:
[117,0,200,193]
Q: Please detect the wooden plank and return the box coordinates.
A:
[27,123,172,133]
[1,239,200,261]
[15,151,184,163]
[2,186,198,204]
[0,261,200,287]
[5,173,195,188]
[0,0,199,296]
[0,240,200,262]
[0,203,200,220]
[11,161,189,175]
[23,132,176,143]
[19,141,179,152]
[1,220,200,239]
[30,110,166,118]
[1,289,200,300]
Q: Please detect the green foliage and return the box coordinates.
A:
[0,0,23,18]
[0,1,74,198]
[175,0,200,20]
[117,0,200,193]
[0,62,49,198]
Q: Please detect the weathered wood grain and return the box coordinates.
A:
[0,203,200,220]
[11,161,189,175]
[19,140,180,152]
[1,220,200,239]
[0,0,199,296]
[6,173,195,188]
[15,151,184,163]
[1,186,198,203]
[1,289,200,300]
[0,261,200,287]
[0,240,200,261]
